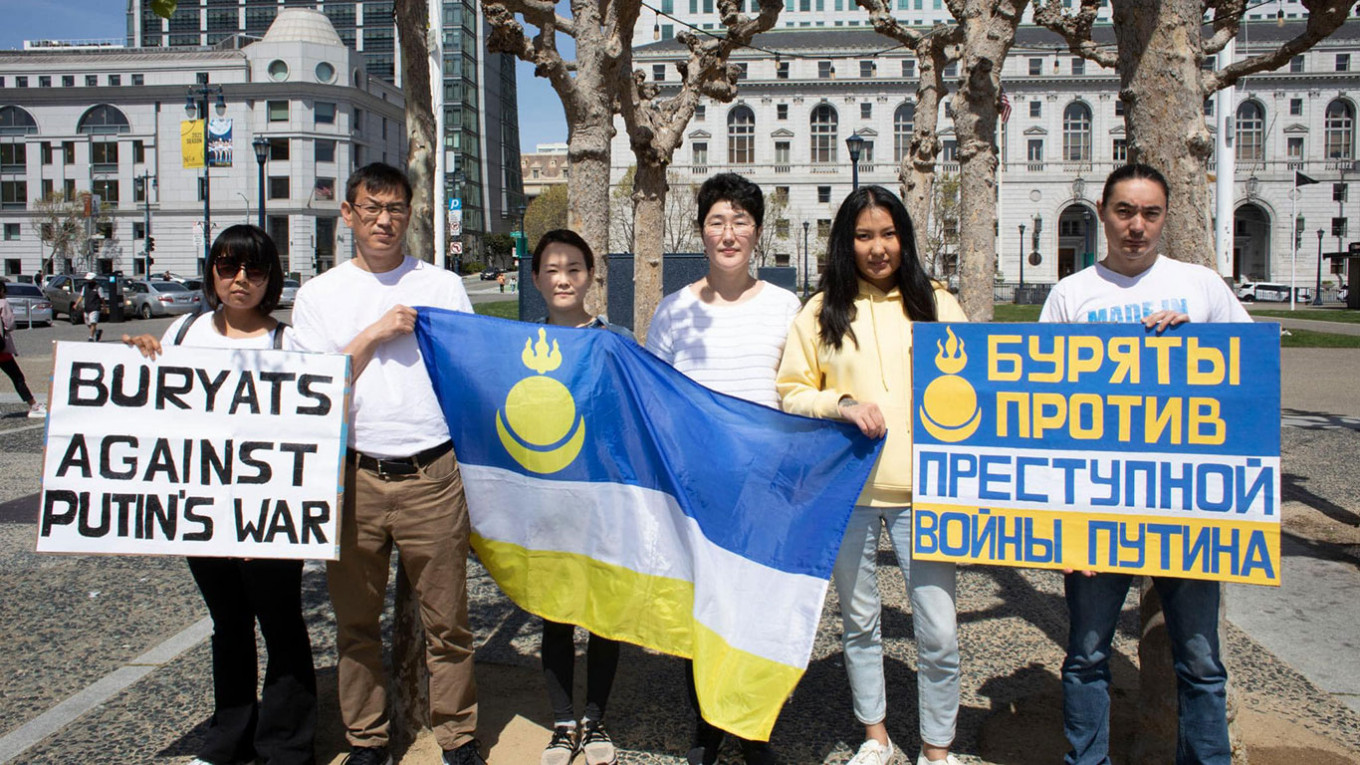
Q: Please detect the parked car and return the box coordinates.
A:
[1,281,53,327]
[1236,281,1311,303]
[278,279,300,308]
[43,274,135,323]
[480,268,503,281]
[126,279,202,319]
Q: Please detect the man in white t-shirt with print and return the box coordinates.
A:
[646,172,800,765]
[291,163,483,765]
[1039,163,1249,765]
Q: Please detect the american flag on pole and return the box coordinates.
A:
[1000,89,1012,123]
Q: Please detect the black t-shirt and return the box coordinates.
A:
[80,283,102,310]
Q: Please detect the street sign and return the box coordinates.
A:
[449,198,462,211]
[450,241,464,255]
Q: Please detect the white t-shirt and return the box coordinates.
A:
[161,311,300,351]
[1039,256,1251,324]
[645,280,801,408]
[291,256,474,457]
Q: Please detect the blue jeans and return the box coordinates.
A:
[1061,573,1230,765]
[832,505,958,747]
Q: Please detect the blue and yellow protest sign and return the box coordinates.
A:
[911,323,1281,585]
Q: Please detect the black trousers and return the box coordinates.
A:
[187,557,317,765]
[541,619,620,724]
[0,356,33,404]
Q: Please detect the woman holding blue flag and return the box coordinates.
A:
[529,228,630,765]
[776,186,966,765]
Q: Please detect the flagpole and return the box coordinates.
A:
[1291,173,1298,311]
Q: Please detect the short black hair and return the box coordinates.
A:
[695,172,764,229]
[1102,163,1170,207]
[205,224,285,315]
[531,229,595,273]
[346,162,413,205]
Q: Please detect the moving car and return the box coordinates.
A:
[480,268,503,281]
[1,281,53,327]
[43,274,135,323]
[126,279,202,319]
[278,279,300,308]
[1236,281,1312,303]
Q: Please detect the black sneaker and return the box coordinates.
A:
[580,719,617,765]
[687,718,725,765]
[540,724,578,765]
[95,329,103,342]
[738,737,780,765]
[342,745,392,765]
[444,739,488,765]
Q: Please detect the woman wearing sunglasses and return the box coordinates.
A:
[123,225,317,765]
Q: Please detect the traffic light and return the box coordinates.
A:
[147,237,155,252]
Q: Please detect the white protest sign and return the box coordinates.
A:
[38,342,351,560]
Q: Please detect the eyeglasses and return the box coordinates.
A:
[352,201,411,220]
[702,218,756,236]
[213,258,270,283]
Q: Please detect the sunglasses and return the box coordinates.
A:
[213,258,270,283]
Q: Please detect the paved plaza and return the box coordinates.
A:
[0,302,1356,764]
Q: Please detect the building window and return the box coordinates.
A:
[894,102,915,162]
[776,219,789,237]
[269,176,290,200]
[13,76,26,88]
[38,75,51,88]
[902,59,916,78]
[132,73,144,86]
[40,179,52,198]
[133,140,145,164]
[109,74,121,86]
[62,141,75,164]
[695,104,706,120]
[735,63,748,80]
[727,105,755,164]
[817,219,831,238]
[1326,99,1354,160]
[268,101,289,122]
[692,142,708,168]
[774,141,790,166]
[132,221,145,240]
[1029,58,1042,76]
[1335,183,1349,203]
[1,180,26,209]
[653,64,666,81]
[62,75,74,87]
[315,139,336,163]
[1290,98,1303,116]
[85,74,97,87]
[63,179,75,199]
[315,102,336,124]
[40,142,52,165]
[269,137,289,161]
[943,62,958,78]
[1030,100,1041,118]
[91,141,119,170]
[777,103,788,120]
[777,61,789,79]
[134,176,148,203]
[817,186,832,203]
[3,224,18,240]
[818,60,833,79]
[858,140,875,162]
[861,102,872,119]
[1235,101,1265,162]
[0,143,25,172]
[1028,139,1044,163]
[1063,101,1093,162]
[810,104,838,163]
[1338,54,1351,72]
[860,60,873,78]
[92,179,118,207]
[1115,100,1125,117]
[1291,55,1304,73]
[1071,57,1085,76]
[1288,136,1305,165]
[1332,217,1347,238]
[315,177,336,201]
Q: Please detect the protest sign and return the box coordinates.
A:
[37,342,350,560]
[911,323,1281,585]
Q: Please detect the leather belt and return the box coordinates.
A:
[349,440,453,477]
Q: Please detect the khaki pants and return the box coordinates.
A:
[327,447,477,751]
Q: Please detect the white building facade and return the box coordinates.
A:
[613,21,1360,290]
[0,9,404,280]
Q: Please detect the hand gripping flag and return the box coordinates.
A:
[416,308,882,740]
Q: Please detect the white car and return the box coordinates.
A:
[1236,281,1311,303]
[278,279,300,308]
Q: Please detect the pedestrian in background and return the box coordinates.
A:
[0,281,47,419]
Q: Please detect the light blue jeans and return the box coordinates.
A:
[832,504,959,747]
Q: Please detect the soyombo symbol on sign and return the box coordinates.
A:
[495,328,586,473]
[919,326,981,443]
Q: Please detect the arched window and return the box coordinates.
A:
[1235,101,1265,162]
[894,102,915,163]
[0,106,37,135]
[1062,102,1092,162]
[77,104,130,134]
[810,104,838,164]
[727,105,755,165]
[1326,99,1354,160]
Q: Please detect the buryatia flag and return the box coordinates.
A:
[415,308,881,740]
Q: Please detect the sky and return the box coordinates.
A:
[0,0,569,151]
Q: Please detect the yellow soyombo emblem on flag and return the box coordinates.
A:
[495,328,586,473]
[918,326,981,443]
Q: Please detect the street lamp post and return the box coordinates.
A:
[252,136,269,230]
[186,80,225,275]
[846,133,865,192]
[515,201,528,269]
[1317,228,1326,306]
[802,220,811,297]
[137,171,155,276]
[1018,223,1026,290]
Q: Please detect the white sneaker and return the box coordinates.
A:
[848,737,894,765]
[27,402,46,419]
[916,752,960,765]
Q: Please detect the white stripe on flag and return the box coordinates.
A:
[462,463,829,669]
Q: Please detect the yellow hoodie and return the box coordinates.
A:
[776,280,967,507]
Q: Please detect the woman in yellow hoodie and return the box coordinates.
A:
[777,186,967,765]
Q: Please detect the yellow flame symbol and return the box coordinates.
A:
[522,328,562,375]
[498,328,584,473]
[934,326,968,375]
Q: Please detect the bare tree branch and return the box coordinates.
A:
[1202,0,1246,54]
[1204,0,1357,93]
[1032,0,1118,68]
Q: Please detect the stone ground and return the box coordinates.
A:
[0,309,1355,764]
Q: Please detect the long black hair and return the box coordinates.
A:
[817,185,938,350]
[205,224,285,315]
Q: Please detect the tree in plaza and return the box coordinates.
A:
[611,166,703,259]
[855,0,961,271]
[31,192,86,277]
[615,0,783,339]
[525,184,570,255]
[394,0,440,266]
[484,233,517,269]
[755,186,790,268]
[1031,4,1358,762]
[484,0,645,315]
[919,171,962,279]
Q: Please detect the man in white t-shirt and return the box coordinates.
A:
[1039,164,1248,765]
[291,164,483,765]
[646,172,799,765]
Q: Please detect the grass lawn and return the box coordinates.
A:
[991,304,1042,322]
[1280,328,1360,348]
[474,300,519,320]
[1246,307,1360,324]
